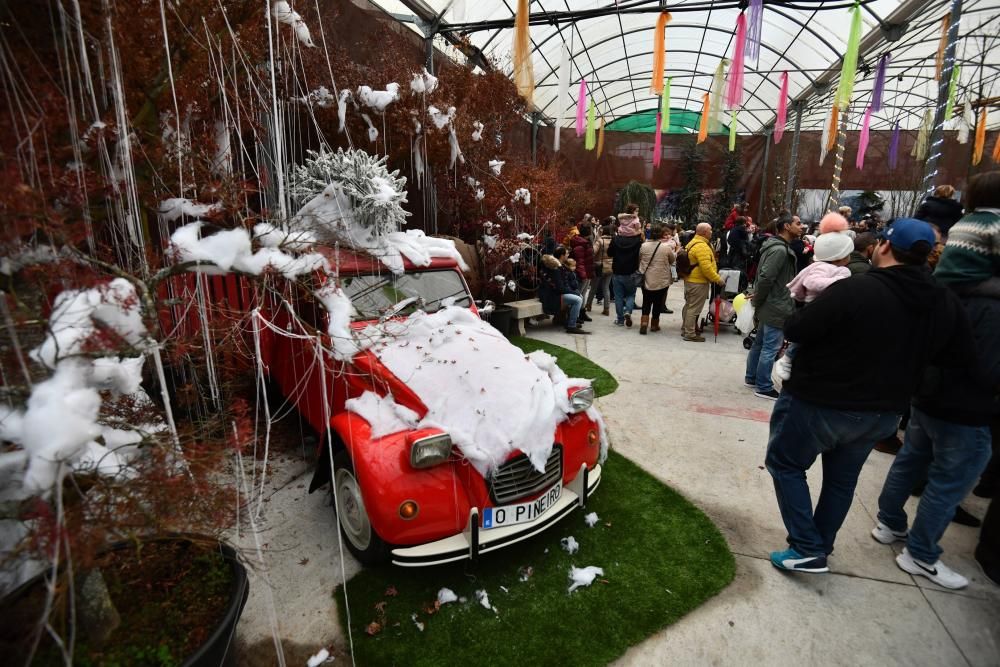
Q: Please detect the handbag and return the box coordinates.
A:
[634,242,662,289]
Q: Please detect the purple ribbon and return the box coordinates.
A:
[746,0,763,63]
[872,53,890,113]
[888,121,900,169]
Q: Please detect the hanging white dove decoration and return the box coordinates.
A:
[428,105,456,130]
[337,89,352,133]
[272,2,315,47]
[513,188,531,205]
[449,125,464,168]
[472,121,484,142]
[357,83,400,112]
[410,68,439,95]
[361,113,378,143]
[488,159,505,176]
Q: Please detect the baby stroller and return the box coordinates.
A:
[701,269,743,340]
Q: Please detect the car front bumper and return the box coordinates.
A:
[390,463,602,567]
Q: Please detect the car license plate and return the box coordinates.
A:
[482,483,561,529]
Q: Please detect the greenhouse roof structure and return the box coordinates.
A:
[372,0,1000,135]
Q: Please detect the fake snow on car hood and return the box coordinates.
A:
[349,305,607,476]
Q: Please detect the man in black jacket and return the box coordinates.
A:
[765,218,974,575]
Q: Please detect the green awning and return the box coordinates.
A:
[605,109,728,134]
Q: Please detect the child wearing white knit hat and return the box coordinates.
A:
[774,232,854,381]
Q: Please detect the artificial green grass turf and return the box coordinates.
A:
[510,336,619,398]
[334,450,735,666]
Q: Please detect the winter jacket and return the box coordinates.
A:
[789,238,813,274]
[540,254,578,295]
[787,261,851,303]
[570,234,595,280]
[846,251,872,275]
[934,209,1000,286]
[913,281,1000,425]
[593,235,613,274]
[608,234,643,275]
[751,236,797,327]
[725,226,750,269]
[684,235,722,285]
[783,265,975,413]
[914,195,964,236]
[638,240,676,290]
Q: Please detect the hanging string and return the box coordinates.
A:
[835,2,862,110]
[944,64,960,123]
[973,108,987,165]
[697,93,709,144]
[649,12,672,95]
[585,99,597,150]
[871,53,890,112]
[855,105,872,170]
[576,79,587,137]
[554,42,571,151]
[746,0,764,64]
[653,113,663,167]
[935,14,951,81]
[774,72,789,144]
[512,0,534,104]
[888,120,901,169]
[725,13,747,109]
[710,60,727,133]
[729,111,737,152]
[660,77,671,134]
[597,117,606,158]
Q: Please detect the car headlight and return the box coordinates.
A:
[568,387,595,413]
[409,433,453,469]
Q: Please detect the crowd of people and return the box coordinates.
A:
[531,171,999,592]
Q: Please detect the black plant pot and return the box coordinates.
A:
[486,304,514,338]
[0,536,249,667]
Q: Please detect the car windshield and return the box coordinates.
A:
[341,269,473,322]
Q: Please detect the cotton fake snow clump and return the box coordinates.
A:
[584,512,599,527]
[0,244,63,276]
[357,83,400,112]
[344,392,419,439]
[272,1,315,47]
[516,232,533,242]
[568,566,604,593]
[513,188,531,205]
[361,306,603,475]
[561,536,579,554]
[474,589,495,612]
[158,198,221,223]
[471,121,484,142]
[410,68,438,94]
[428,105,456,130]
[306,647,330,667]
[253,223,317,251]
[411,614,425,632]
[437,588,458,605]
[488,159,504,175]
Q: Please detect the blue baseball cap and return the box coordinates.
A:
[879,218,936,251]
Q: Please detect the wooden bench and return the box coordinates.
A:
[507,298,546,336]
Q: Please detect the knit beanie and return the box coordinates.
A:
[813,231,854,262]
[819,212,849,234]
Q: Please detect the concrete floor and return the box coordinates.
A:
[231,288,999,666]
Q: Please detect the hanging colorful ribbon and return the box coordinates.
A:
[710,60,727,133]
[553,43,571,151]
[576,80,587,137]
[597,117,606,158]
[697,93,709,144]
[826,105,840,152]
[871,53,890,112]
[820,104,833,165]
[835,2,862,110]
[653,113,663,167]
[745,0,764,64]
[913,109,932,160]
[935,14,950,81]
[774,72,789,144]
[973,108,987,165]
[888,120,901,170]
[958,101,974,143]
[944,64,961,123]
[725,13,747,109]
[660,78,671,133]
[729,111,737,152]
[512,0,534,104]
[992,129,1000,164]
[649,12,672,95]
[856,106,872,170]
[585,99,597,150]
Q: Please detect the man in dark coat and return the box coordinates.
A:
[914,184,964,237]
[847,233,876,275]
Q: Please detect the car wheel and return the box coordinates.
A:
[331,450,390,565]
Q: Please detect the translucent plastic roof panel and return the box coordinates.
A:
[375,0,1000,134]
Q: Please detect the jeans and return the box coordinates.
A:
[681,282,710,337]
[745,323,785,392]
[876,406,992,563]
[766,392,899,557]
[640,286,667,317]
[586,274,612,310]
[562,293,583,328]
[612,274,636,323]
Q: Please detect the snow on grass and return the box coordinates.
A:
[560,536,579,554]
[567,566,603,593]
[437,588,458,605]
[584,512,599,527]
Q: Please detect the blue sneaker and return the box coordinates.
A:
[770,548,829,573]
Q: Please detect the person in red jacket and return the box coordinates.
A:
[724,202,752,230]
[570,221,596,319]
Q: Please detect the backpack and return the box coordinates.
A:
[746,234,770,282]
[676,246,695,279]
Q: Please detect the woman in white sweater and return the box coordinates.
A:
[637,222,677,335]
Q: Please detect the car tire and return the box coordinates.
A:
[331,450,391,565]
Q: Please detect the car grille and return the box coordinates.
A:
[489,445,563,505]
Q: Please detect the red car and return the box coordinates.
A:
[253,247,604,566]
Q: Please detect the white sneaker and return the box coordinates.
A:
[871,521,907,544]
[774,356,792,381]
[896,548,969,589]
